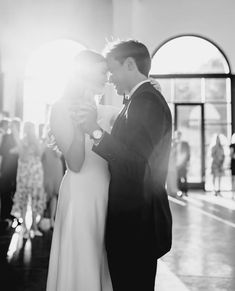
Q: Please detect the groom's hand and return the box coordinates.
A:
[74,102,99,135]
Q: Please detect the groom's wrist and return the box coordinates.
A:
[90,127,105,146]
[90,124,104,139]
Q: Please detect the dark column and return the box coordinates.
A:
[231,75,235,134]
[0,54,3,112]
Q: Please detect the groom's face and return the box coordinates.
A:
[107,57,129,95]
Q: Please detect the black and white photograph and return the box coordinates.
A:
[0,0,235,290]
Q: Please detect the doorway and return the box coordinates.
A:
[150,35,232,191]
[175,103,205,189]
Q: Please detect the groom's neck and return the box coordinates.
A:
[127,74,148,94]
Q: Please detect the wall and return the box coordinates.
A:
[0,0,112,115]
[130,0,235,71]
[0,0,235,115]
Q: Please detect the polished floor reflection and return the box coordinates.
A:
[0,190,235,291]
[0,222,51,291]
[159,191,235,291]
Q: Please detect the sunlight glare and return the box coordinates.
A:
[18,218,23,224]
[24,39,85,125]
[7,231,23,261]
[11,218,18,229]
[23,238,32,265]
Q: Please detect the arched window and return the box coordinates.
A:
[151,36,229,74]
[150,35,231,191]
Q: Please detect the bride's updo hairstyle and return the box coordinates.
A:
[71,49,106,82]
[64,49,107,99]
[74,50,106,71]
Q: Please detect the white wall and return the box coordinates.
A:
[0,0,235,115]
[110,0,235,71]
[130,0,235,72]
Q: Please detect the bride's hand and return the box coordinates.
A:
[74,102,98,135]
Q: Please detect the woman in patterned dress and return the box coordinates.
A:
[41,124,64,229]
[11,121,46,238]
[211,134,225,196]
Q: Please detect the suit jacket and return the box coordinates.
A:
[93,81,172,259]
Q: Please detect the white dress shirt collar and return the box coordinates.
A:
[128,79,150,99]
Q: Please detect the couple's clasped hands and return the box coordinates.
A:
[70,100,99,136]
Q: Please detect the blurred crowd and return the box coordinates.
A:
[167,130,235,199]
[1,111,235,238]
[0,114,66,238]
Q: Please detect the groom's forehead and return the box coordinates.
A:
[107,57,122,72]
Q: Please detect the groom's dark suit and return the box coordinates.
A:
[93,81,172,291]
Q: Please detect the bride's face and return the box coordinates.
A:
[86,61,108,95]
[68,61,108,103]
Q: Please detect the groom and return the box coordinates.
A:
[77,40,172,291]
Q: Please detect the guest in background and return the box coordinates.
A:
[41,125,64,228]
[175,131,190,197]
[0,118,21,223]
[211,134,225,196]
[11,121,46,238]
[167,137,181,197]
[0,117,10,145]
[0,117,10,176]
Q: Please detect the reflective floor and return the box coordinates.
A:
[157,191,235,291]
[0,190,235,291]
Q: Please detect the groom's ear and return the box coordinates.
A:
[125,57,137,72]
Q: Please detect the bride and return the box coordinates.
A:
[46,50,118,291]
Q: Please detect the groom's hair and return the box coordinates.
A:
[103,40,151,77]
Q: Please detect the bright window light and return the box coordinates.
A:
[23,39,85,126]
[150,36,229,74]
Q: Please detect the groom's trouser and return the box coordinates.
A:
[106,218,158,291]
[107,241,157,291]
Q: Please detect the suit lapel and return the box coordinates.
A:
[111,104,127,137]
[111,81,153,137]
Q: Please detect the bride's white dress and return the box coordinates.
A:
[46,103,119,291]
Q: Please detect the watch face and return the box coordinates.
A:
[93,129,103,139]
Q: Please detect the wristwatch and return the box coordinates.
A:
[91,129,103,139]
[90,128,104,145]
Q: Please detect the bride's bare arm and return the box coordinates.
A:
[50,101,85,173]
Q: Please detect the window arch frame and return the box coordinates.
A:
[150,34,233,191]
